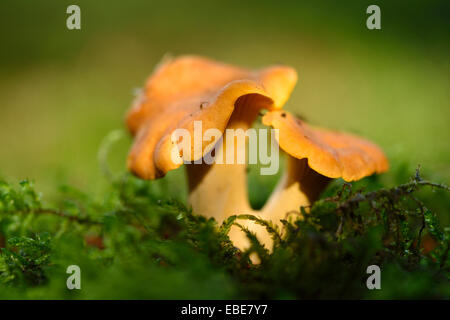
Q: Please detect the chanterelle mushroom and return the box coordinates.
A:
[126,55,389,252]
[259,110,388,226]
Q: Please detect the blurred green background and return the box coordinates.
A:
[0,0,449,203]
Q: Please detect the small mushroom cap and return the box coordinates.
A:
[126,55,297,179]
[262,111,389,181]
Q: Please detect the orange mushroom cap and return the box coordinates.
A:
[262,111,389,181]
[126,55,297,179]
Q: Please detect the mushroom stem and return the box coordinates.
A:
[185,95,333,253]
[261,157,331,226]
[226,157,331,252]
[186,96,263,221]
[186,158,253,222]
[186,129,331,252]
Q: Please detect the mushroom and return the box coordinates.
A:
[126,55,296,218]
[126,55,389,252]
[259,110,389,224]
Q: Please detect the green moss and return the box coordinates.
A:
[0,164,448,299]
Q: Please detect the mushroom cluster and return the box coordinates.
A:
[126,55,389,251]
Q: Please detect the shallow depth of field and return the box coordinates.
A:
[0,1,448,299]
